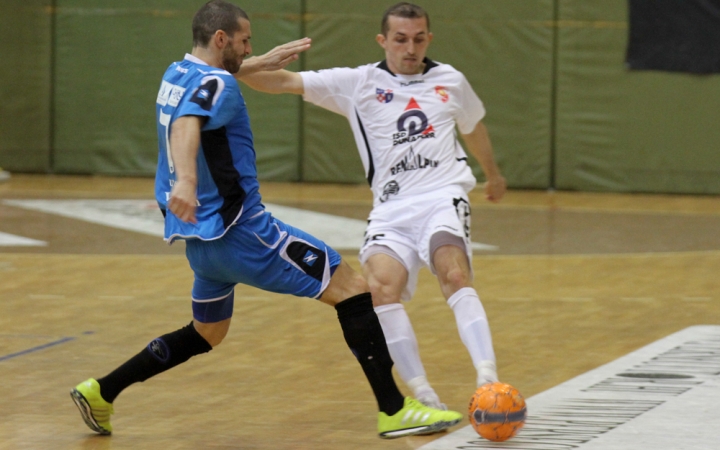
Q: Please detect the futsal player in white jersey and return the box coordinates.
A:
[238,2,507,410]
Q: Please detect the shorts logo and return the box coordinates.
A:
[392,97,436,146]
[390,146,439,175]
[453,197,471,239]
[303,250,319,266]
[435,86,450,103]
[380,180,400,203]
[285,241,326,281]
[376,88,394,103]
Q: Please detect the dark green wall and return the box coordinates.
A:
[1,1,719,194]
[0,0,52,172]
[555,0,720,194]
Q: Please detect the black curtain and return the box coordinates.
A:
[626,0,720,74]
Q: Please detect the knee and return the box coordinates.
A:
[367,277,400,306]
[440,266,471,293]
[193,319,231,348]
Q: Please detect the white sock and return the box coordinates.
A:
[447,287,498,385]
[374,303,434,397]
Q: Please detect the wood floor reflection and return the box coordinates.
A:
[1,175,719,449]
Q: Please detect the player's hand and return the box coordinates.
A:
[483,175,507,203]
[258,37,312,71]
[168,178,198,224]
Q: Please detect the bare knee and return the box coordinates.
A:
[441,266,471,292]
[366,276,402,306]
[193,318,231,347]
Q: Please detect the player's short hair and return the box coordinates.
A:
[381,2,430,36]
[192,0,249,48]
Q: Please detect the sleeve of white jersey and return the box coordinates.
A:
[300,67,361,117]
[454,74,486,135]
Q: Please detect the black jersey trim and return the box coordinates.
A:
[377,58,438,76]
[422,57,438,74]
[200,126,247,228]
[355,109,375,186]
[377,60,395,76]
[190,78,218,111]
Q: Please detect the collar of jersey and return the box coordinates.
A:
[376,57,438,77]
[184,53,211,66]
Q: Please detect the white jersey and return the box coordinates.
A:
[301,58,485,206]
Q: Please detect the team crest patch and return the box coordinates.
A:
[435,85,449,103]
[376,88,394,103]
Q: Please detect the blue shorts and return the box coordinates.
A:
[185,211,341,323]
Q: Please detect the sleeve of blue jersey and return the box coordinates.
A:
[176,73,240,131]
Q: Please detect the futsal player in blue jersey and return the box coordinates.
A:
[70,0,462,440]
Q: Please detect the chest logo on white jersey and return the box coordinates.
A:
[376,88,394,103]
[392,97,436,146]
[390,146,439,176]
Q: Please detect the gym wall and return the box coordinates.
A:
[1,1,718,194]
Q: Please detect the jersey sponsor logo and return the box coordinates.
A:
[390,146,440,175]
[157,81,173,106]
[168,85,186,107]
[435,85,450,103]
[380,180,400,203]
[376,88,394,103]
[401,80,425,87]
[157,81,187,107]
[393,97,436,146]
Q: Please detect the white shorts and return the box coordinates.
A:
[359,186,473,301]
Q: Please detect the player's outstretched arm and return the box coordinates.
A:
[461,121,507,203]
[235,38,310,95]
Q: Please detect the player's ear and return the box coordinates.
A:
[428,31,433,43]
[214,30,228,49]
[376,33,386,49]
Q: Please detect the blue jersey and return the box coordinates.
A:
[154,53,263,243]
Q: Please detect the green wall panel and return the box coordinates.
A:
[302,0,554,187]
[52,1,301,179]
[0,1,52,172]
[555,0,720,194]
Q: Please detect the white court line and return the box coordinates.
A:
[419,325,720,450]
[0,231,47,247]
[2,199,498,252]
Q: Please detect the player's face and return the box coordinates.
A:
[376,16,433,75]
[222,18,252,74]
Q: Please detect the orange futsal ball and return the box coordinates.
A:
[468,382,527,442]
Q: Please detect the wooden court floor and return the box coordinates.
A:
[1,175,720,449]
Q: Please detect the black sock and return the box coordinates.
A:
[335,293,405,416]
[97,321,212,403]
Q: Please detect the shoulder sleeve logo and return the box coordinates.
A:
[190,76,225,111]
